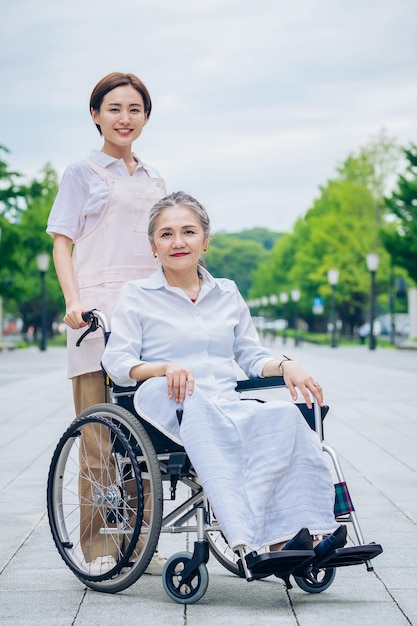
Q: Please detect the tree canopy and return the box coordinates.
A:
[0,150,61,333]
[249,132,407,332]
[382,144,417,283]
[205,233,272,298]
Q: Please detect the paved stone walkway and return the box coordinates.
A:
[0,343,416,625]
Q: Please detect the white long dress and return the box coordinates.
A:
[102,267,337,552]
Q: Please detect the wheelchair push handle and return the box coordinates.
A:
[81,310,96,324]
[76,309,111,346]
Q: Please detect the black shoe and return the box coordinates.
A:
[282,527,313,551]
[280,529,315,582]
[313,525,347,563]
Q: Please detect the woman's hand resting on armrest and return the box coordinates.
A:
[262,359,323,408]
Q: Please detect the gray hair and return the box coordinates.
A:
[148,191,211,243]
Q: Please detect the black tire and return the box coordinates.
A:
[162,552,209,604]
[47,404,163,593]
[294,567,336,593]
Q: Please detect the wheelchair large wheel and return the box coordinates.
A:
[294,566,336,594]
[162,551,209,604]
[47,404,163,593]
[206,527,242,577]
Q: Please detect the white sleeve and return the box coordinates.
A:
[102,283,146,386]
[231,284,273,378]
[46,163,89,240]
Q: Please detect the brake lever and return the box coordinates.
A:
[76,311,100,347]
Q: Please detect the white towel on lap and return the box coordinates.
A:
[135,377,337,551]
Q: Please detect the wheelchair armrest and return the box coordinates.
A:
[111,382,140,396]
[235,376,285,392]
[236,376,329,437]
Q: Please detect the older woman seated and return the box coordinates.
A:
[102,191,346,575]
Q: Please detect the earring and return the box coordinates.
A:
[154,253,158,258]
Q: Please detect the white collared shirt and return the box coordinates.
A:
[102,267,273,401]
[46,149,161,241]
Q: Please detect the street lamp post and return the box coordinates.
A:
[327,269,339,349]
[36,252,50,352]
[279,292,289,345]
[366,253,380,351]
[291,289,301,346]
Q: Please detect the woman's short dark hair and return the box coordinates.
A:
[90,72,152,135]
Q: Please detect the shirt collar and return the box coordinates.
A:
[139,266,232,294]
[89,149,146,172]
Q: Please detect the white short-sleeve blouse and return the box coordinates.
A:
[46,149,161,242]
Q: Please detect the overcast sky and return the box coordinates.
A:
[1,0,416,233]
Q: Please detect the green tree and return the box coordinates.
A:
[337,129,402,233]
[220,227,282,250]
[0,148,61,334]
[249,230,299,302]
[297,180,390,332]
[250,133,401,333]
[15,165,60,332]
[205,234,269,297]
[382,145,417,283]
[250,180,388,331]
[0,144,25,222]
[0,146,27,318]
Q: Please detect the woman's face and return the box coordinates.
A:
[91,84,147,149]
[151,204,209,273]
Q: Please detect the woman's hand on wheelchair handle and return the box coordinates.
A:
[63,301,90,329]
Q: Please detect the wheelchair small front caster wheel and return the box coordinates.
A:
[162,551,209,604]
[294,567,336,594]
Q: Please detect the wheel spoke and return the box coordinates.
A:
[47,404,163,593]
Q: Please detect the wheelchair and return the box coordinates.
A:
[47,310,382,604]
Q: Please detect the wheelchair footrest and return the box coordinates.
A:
[314,543,383,569]
[245,550,315,578]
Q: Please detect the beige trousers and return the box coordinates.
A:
[73,372,117,561]
[72,371,150,562]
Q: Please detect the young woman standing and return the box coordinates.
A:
[47,72,167,574]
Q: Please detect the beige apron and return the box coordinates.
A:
[67,159,166,378]
[70,160,165,561]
